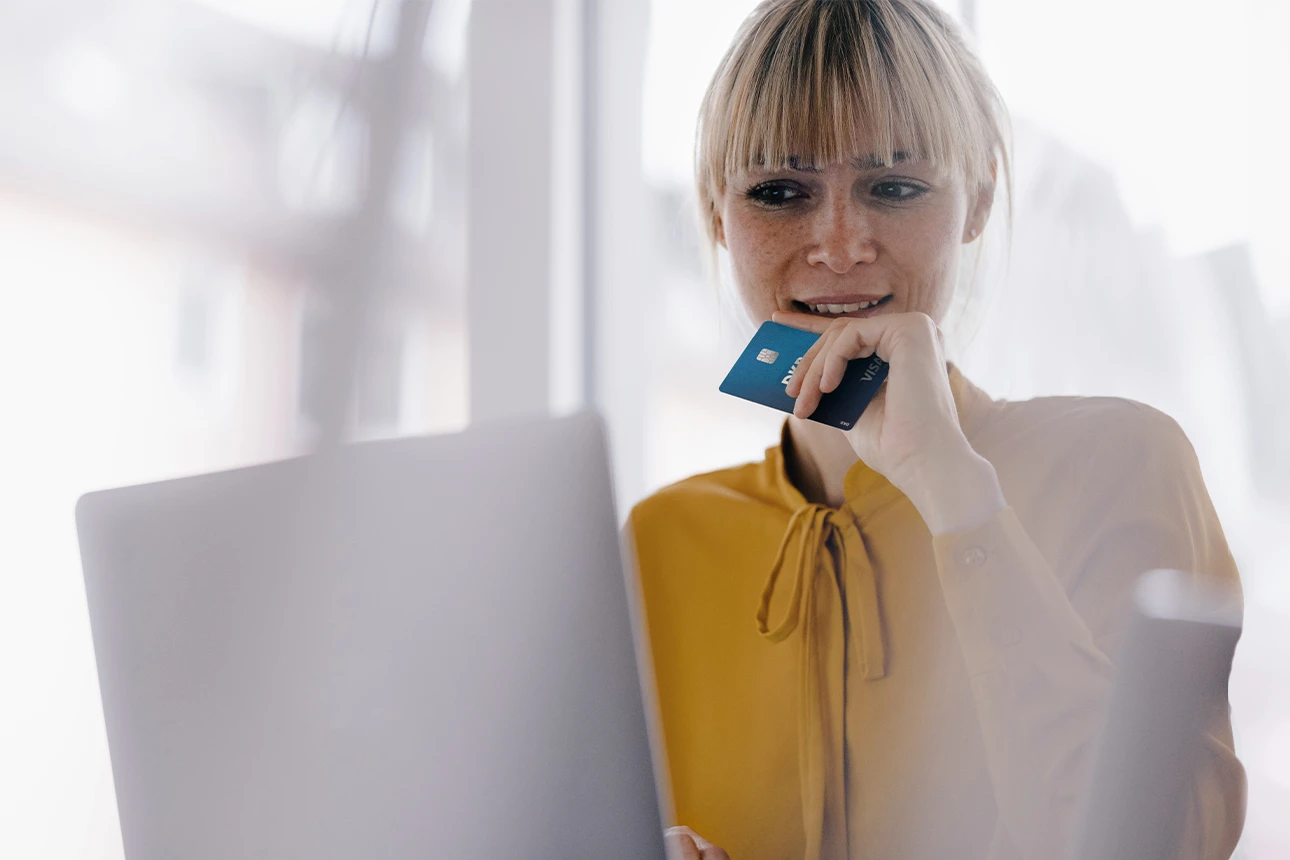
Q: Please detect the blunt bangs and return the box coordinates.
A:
[697,0,1010,247]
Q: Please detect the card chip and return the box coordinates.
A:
[756,349,779,364]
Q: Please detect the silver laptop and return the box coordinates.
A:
[76,412,666,860]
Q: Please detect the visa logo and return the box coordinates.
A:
[783,355,882,386]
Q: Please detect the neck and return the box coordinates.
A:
[785,417,860,508]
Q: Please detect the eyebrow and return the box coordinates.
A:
[785,152,910,172]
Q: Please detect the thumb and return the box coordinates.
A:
[666,826,732,860]
[664,828,702,860]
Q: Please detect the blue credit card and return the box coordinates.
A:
[719,320,888,430]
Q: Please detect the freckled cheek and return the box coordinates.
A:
[876,220,956,308]
[895,239,962,316]
[727,219,798,303]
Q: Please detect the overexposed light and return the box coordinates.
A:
[424,0,472,80]
[190,0,359,50]
[391,126,435,234]
[50,42,129,121]
[278,89,367,214]
[1258,719,1290,792]
[642,0,757,188]
[980,0,1255,258]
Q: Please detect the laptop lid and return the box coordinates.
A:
[76,411,665,860]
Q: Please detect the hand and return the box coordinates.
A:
[665,826,731,860]
[775,310,963,485]
[772,310,1005,533]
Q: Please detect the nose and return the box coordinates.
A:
[806,199,876,274]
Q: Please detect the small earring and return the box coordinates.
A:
[969,228,978,238]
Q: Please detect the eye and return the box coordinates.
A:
[872,180,927,201]
[745,181,808,208]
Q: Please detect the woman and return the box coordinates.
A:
[626,2,1245,859]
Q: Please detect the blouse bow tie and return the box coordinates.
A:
[755,501,888,860]
[756,502,887,680]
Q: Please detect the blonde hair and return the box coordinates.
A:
[695,0,1011,255]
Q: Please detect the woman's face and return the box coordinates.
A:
[717,151,993,325]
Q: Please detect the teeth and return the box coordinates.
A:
[807,298,883,314]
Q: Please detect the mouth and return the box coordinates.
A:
[791,294,894,318]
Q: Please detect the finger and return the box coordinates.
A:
[670,826,732,860]
[770,309,833,334]
[775,310,922,364]
[665,828,702,860]
[792,328,840,419]
[702,843,732,860]
[819,324,876,393]
[788,326,838,414]
[784,328,832,398]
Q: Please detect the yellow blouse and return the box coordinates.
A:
[626,367,1244,860]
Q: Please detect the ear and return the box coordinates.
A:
[713,210,727,249]
[963,160,997,243]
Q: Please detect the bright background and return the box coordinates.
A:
[0,0,1286,857]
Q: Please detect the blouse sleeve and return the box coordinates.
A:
[930,407,1246,860]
